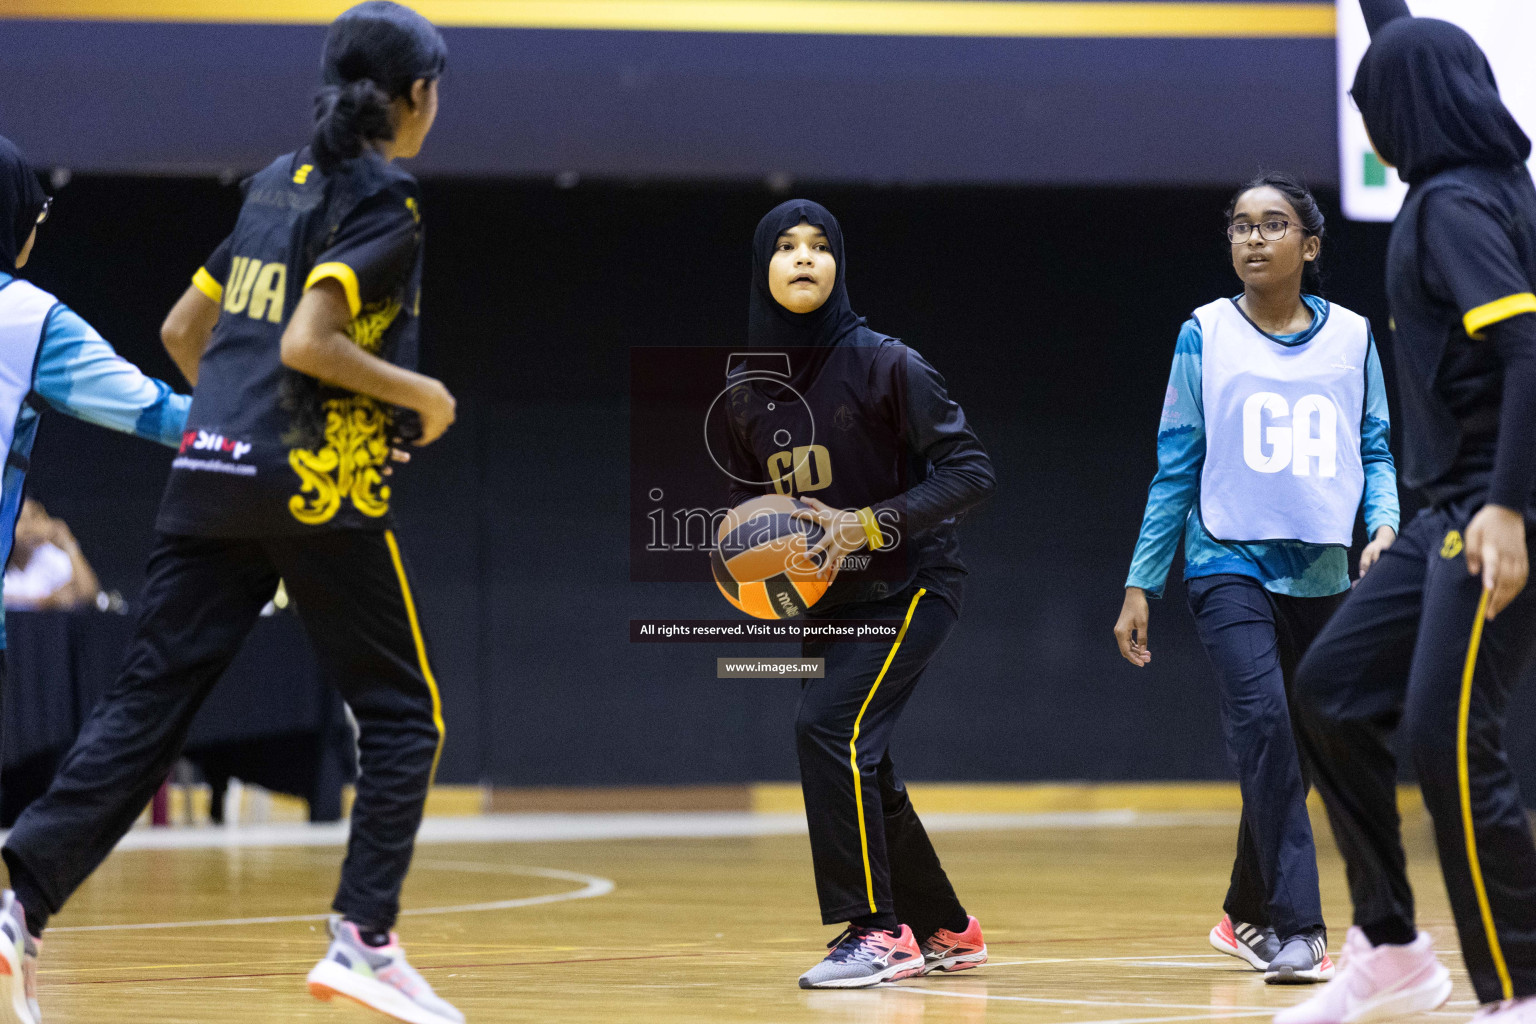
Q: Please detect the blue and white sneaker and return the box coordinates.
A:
[307,917,464,1024]
[1265,931,1335,984]
[797,924,925,989]
[0,891,39,1024]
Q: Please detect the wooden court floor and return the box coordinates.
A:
[27,807,1482,1024]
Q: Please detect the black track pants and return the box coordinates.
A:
[1295,504,1536,1003]
[3,529,443,934]
[796,586,967,940]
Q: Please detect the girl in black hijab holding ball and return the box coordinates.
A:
[723,199,996,989]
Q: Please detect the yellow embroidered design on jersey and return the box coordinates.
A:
[1442,530,1465,560]
[348,298,402,354]
[287,395,392,525]
[405,196,421,223]
[293,163,314,184]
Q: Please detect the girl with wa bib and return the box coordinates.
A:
[1113,174,1400,984]
[0,7,461,1023]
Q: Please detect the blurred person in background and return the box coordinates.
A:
[3,499,100,611]
[0,132,191,1024]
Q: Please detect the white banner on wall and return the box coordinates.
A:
[1338,0,1536,222]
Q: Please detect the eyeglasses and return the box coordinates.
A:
[1227,219,1293,243]
[35,197,51,226]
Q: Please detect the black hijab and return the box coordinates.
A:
[1359,0,1409,36]
[1352,16,1531,185]
[748,199,866,350]
[0,135,48,273]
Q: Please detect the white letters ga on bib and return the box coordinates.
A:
[1197,298,1368,547]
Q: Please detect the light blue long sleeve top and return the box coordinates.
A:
[1126,295,1400,599]
[0,270,191,646]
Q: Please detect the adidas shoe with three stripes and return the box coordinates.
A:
[1211,914,1282,971]
[1266,930,1336,985]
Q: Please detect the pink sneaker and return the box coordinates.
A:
[919,916,988,974]
[1274,927,1451,1024]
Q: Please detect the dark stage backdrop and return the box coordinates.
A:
[22,175,1534,790]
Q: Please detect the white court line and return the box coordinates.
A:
[1037,1013,1272,1024]
[1056,1015,1270,1024]
[893,987,1279,1023]
[906,955,1481,1022]
[1035,1014,1271,1024]
[987,954,1239,967]
[892,988,1278,1013]
[48,861,614,933]
[10,809,1238,852]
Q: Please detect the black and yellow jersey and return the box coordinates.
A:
[1387,163,1536,509]
[158,146,424,536]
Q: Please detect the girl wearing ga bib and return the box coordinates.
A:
[1113,175,1400,983]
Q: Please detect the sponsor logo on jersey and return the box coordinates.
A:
[180,430,252,461]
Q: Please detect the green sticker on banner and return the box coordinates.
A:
[1363,151,1388,187]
